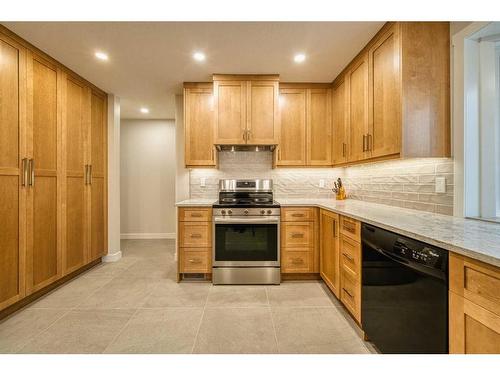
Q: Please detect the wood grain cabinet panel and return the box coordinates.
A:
[277,88,307,165]
[214,80,247,144]
[307,88,332,165]
[180,249,211,273]
[0,33,26,310]
[179,207,212,222]
[89,91,107,261]
[63,75,89,274]
[282,250,313,273]
[281,222,314,248]
[184,84,215,167]
[25,53,62,294]
[368,23,401,159]
[320,209,340,298]
[347,55,369,163]
[248,80,279,145]
[332,78,348,165]
[179,222,211,248]
[340,215,361,241]
[281,207,316,222]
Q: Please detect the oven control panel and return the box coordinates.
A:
[213,207,281,216]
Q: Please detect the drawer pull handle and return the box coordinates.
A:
[188,259,202,264]
[291,258,304,264]
[190,233,202,238]
[291,213,305,217]
[291,233,304,238]
[190,213,203,217]
[343,222,355,233]
[343,288,354,298]
[343,253,354,261]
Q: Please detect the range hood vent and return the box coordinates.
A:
[215,145,276,152]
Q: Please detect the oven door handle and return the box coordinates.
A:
[213,216,280,224]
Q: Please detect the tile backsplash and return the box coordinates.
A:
[189,152,454,215]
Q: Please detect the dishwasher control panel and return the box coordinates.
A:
[393,239,445,268]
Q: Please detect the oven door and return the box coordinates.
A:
[213,216,280,267]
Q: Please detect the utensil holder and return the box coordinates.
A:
[336,186,346,200]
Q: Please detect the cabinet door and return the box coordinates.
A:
[347,55,369,162]
[63,75,89,274]
[307,88,332,165]
[89,91,107,261]
[277,88,306,166]
[320,210,340,298]
[450,292,500,354]
[214,80,246,144]
[369,24,401,158]
[247,80,279,145]
[332,78,348,165]
[25,52,62,293]
[184,86,215,167]
[0,34,26,310]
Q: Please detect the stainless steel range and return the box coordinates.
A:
[212,179,280,285]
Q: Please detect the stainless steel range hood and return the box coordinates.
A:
[215,145,277,152]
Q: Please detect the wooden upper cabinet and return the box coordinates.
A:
[332,78,348,165]
[307,88,332,165]
[347,55,369,163]
[0,33,26,310]
[184,83,216,167]
[213,74,279,145]
[25,52,62,294]
[277,88,307,166]
[368,23,401,159]
[247,80,279,145]
[214,80,246,144]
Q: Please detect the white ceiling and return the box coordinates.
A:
[3,22,384,119]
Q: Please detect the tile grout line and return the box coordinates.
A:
[265,287,280,354]
[101,308,141,354]
[15,308,73,353]
[190,284,210,354]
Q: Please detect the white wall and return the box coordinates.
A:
[120,119,176,238]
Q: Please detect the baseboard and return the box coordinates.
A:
[102,250,122,262]
[120,232,176,240]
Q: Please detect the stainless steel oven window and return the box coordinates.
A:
[212,216,280,267]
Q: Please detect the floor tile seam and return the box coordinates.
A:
[101,307,141,354]
[72,275,118,309]
[265,288,281,354]
[14,307,73,353]
[190,284,210,354]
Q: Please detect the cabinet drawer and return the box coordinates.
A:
[340,234,361,279]
[341,271,361,323]
[281,222,314,247]
[340,216,361,242]
[282,249,313,273]
[282,207,316,222]
[179,222,211,247]
[179,207,212,222]
[450,253,500,316]
[180,249,211,273]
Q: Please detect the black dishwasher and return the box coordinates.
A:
[361,223,448,354]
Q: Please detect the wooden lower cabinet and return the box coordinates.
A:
[319,209,340,298]
[177,207,212,279]
[449,253,500,353]
[280,207,318,274]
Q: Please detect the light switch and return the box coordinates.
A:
[200,177,206,188]
[319,179,325,188]
[435,177,446,193]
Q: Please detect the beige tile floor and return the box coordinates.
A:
[0,239,375,354]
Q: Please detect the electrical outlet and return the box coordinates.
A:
[319,179,325,188]
[435,177,446,193]
[200,177,206,188]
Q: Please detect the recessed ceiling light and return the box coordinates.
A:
[193,52,206,62]
[94,51,109,61]
[140,107,149,114]
[294,53,306,63]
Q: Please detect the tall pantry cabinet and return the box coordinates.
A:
[0,27,107,312]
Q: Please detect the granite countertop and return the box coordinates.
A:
[279,199,500,267]
[175,198,500,267]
